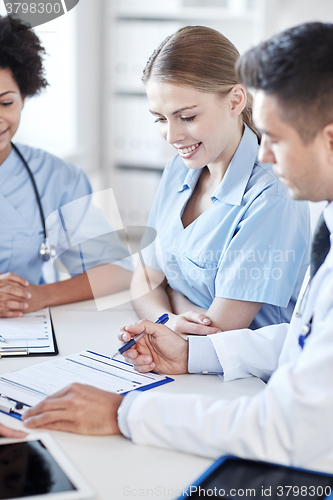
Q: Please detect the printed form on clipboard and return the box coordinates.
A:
[0,307,58,357]
[0,350,173,418]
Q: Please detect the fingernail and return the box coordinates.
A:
[215,330,222,333]
[24,281,29,286]
[202,318,210,323]
[24,303,29,309]
[144,357,151,363]
[122,333,128,341]
[27,293,32,299]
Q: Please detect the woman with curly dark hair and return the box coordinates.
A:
[0,16,132,317]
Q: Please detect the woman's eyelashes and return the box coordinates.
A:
[154,115,196,123]
[181,116,196,122]
[0,101,13,106]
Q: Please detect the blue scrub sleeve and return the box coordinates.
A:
[215,194,310,307]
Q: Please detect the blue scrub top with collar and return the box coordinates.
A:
[0,144,133,285]
[141,125,311,329]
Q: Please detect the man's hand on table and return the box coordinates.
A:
[120,319,189,375]
[22,384,123,435]
[22,320,190,434]
[0,423,26,438]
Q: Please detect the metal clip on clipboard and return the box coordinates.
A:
[0,348,29,358]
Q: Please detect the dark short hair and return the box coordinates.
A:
[237,22,333,142]
[0,16,48,97]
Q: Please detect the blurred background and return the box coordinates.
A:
[1,0,332,229]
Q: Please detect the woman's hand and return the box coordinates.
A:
[168,311,221,336]
[119,319,189,374]
[0,273,31,317]
[24,284,48,313]
[22,384,123,435]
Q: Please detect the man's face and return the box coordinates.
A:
[253,90,333,202]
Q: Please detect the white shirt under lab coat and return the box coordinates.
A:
[119,202,333,467]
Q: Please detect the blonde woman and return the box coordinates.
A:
[131,26,310,335]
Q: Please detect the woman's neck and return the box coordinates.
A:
[0,142,13,166]
[207,120,244,184]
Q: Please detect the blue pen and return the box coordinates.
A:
[112,313,169,359]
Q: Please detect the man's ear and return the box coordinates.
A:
[322,123,333,161]
[229,84,247,117]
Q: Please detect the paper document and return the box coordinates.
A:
[0,350,173,415]
[0,308,56,356]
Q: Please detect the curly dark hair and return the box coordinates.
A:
[0,15,48,97]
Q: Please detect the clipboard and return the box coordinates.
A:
[0,308,58,358]
[0,350,173,420]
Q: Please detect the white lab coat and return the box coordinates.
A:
[124,204,333,467]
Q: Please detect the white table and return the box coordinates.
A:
[0,291,268,500]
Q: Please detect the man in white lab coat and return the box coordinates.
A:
[17,22,333,466]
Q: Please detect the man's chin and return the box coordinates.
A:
[287,186,306,201]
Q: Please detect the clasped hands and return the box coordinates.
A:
[0,272,44,317]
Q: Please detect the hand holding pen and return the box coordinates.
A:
[112,314,169,359]
[116,317,189,375]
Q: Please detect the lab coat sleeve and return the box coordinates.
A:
[125,305,333,466]
[209,323,288,382]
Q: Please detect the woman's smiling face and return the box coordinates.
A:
[146,80,243,172]
[0,67,24,164]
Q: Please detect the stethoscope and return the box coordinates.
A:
[295,274,313,349]
[11,142,56,262]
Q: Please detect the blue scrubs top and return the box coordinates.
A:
[0,144,133,284]
[142,125,310,329]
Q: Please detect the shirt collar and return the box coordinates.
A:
[0,147,18,185]
[324,201,333,244]
[212,124,259,205]
[177,124,259,206]
[177,165,201,194]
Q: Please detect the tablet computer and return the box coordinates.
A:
[178,456,333,499]
[0,433,94,500]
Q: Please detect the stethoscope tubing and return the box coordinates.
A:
[11,142,47,241]
[10,142,55,261]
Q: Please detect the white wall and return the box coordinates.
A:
[265,0,333,37]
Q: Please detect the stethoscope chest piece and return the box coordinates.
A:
[39,239,57,262]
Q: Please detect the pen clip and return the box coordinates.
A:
[0,348,29,358]
[0,396,15,413]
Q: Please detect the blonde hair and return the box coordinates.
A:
[142,25,260,141]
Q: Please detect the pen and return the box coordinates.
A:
[112,313,169,359]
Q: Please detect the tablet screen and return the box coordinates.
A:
[0,440,76,499]
[186,458,333,499]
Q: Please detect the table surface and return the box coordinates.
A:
[0,290,306,500]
